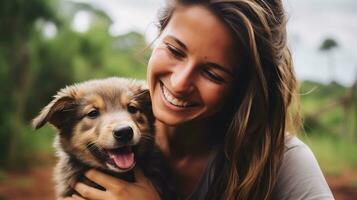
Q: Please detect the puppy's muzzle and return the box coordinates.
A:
[113,125,133,144]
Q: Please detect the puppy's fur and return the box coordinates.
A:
[33,77,177,199]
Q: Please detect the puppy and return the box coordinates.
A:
[33,77,177,200]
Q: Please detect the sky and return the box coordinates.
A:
[70,0,357,86]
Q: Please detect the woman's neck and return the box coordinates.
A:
[155,120,214,159]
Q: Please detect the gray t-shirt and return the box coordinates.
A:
[271,136,334,200]
[187,136,334,199]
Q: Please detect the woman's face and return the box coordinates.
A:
[147,5,237,126]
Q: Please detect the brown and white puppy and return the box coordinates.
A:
[33,77,177,200]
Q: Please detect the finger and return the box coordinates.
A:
[74,182,105,199]
[63,196,84,200]
[63,197,76,200]
[72,194,86,200]
[134,167,147,183]
[134,167,153,187]
[85,169,128,190]
[133,167,160,200]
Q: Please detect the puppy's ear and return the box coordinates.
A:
[131,80,151,105]
[133,89,151,108]
[32,86,78,130]
[133,89,155,123]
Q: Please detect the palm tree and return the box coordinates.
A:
[319,38,339,82]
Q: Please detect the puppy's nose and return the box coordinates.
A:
[113,125,133,143]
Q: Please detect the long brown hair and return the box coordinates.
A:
[156,0,301,199]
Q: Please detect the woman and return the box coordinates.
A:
[67,0,334,199]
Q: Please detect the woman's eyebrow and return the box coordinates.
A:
[165,35,188,51]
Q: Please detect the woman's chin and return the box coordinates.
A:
[154,110,213,127]
[155,114,186,126]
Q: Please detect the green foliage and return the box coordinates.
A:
[0,170,8,182]
[299,80,357,173]
[319,38,338,51]
[0,0,59,43]
[300,81,355,135]
[301,134,357,175]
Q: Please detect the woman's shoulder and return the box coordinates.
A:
[271,135,335,200]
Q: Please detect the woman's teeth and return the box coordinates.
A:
[162,84,192,107]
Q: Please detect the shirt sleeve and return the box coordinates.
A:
[271,136,335,200]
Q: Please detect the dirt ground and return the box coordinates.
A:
[325,170,357,200]
[0,165,55,200]
[0,164,356,200]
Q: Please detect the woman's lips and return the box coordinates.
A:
[159,81,197,108]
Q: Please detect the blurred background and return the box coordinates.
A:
[0,0,356,199]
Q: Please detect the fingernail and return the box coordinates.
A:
[72,194,81,199]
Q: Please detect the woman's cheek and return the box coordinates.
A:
[147,47,170,95]
[148,47,177,75]
[201,82,233,114]
[147,48,163,82]
[149,48,164,70]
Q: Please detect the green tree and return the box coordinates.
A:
[0,0,59,168]
[319,38,339,82]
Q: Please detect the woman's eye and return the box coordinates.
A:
[87,110,100,119]
[202,69,225,83]
[127,105,139,114]
[165,43,185,59]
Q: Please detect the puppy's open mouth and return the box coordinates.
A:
[87,143,137,172]
[105,146,136,171]
[106,146,135,170]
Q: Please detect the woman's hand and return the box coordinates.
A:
[64,167,161,200]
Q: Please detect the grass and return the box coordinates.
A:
[8,177,33,188]
[0,170,7,182]
[300,133,357,175]
[1,124,55,170]
[299,81,357,175]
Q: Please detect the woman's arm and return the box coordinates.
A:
[65,167,161,200]
[271,136,335,200]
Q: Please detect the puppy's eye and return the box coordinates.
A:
[127,105,139,114]
[87,110,100,119]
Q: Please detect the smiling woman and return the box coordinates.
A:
[66,0,335,200]
[147,5,236,125]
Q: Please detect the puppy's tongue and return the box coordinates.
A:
[109,150,134,169]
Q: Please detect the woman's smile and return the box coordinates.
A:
[160,80,197,108]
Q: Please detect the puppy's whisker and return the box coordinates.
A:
[141,135,155,140]
[62,108,77,112]
[86,142,108,161]
[141,134,155,143]
[86,142,97,150]
[86,142,94,148]
[142,134,154,139]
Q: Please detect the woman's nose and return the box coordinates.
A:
[170,64,195,94]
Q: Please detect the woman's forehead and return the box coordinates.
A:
[161,5,238,70]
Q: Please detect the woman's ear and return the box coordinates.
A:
[32,86,78,130]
